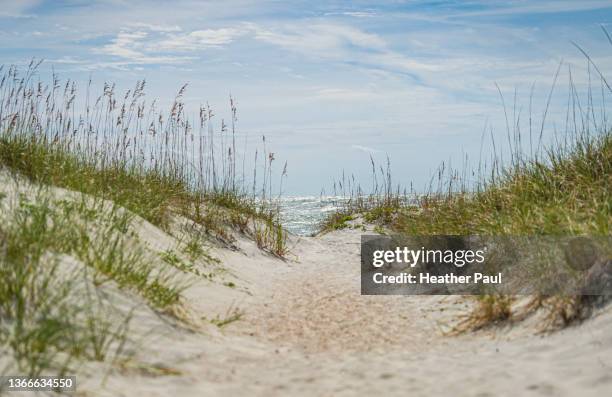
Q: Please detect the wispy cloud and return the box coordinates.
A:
[129,22,182,32]
[323,11,378,18]
[249,22,442,77]
[95,29,197,64]
[253,23,387,55]
[93,21,400,70]
[156,27,248,51]
[99,30,148,59]
[351,144,382,154]
[93,23,254,65]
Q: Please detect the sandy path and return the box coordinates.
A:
[240,230,445,353]
[83,228,612,397]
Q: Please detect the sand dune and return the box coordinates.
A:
[69,219,612,397]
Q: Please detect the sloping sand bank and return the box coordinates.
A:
[74,222,612,397]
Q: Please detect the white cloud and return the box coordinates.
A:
[351,144,383,154]
[49,56,88,64]
[100,30,148,59]
[93,19,527,82]
[95,24,250,64]
[94,22,395,68]
[129,22,182,32]
[323,11,378,18]
[247,22,459,78]
[156,27,247,51]
[96,29,196,64]
[253,23,387,55]
[341,11,377,18]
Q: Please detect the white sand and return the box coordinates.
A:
[77,223,612,397]
[1,174,610,397]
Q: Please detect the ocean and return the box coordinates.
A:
[278,196,351,236]
[278,195,419,236]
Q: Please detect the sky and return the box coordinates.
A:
[1,0,612,194]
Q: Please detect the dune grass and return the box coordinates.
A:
[318,157,409,233]
[0,190,154,376]
[321,128,610,237]
[0,62,287,255]
[322,34,612,329]
[413,129,611,331]
[0,135,188,228]
[0,63,287,377]
[393,131,611,236]
[319,212,355,231]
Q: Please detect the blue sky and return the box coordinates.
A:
[1,0,612,194]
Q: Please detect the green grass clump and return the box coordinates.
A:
[319,156,409,233]
[20,194,181,307]
[208,308,243,328]
[363,205,397,224]
[0,187,188,376]
[393,132,611,236]
[0,63,287,256]
[254,216,288,257]
[0,136,186,228]
[0,193,129,376]
[319,212,355,232]
[160,249,208,277]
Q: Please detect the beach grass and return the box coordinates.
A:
[0,62,286,254]
[393,130,611,236]
[321,34,612,330]
[0,62,287,376]
[0,191,145,376]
